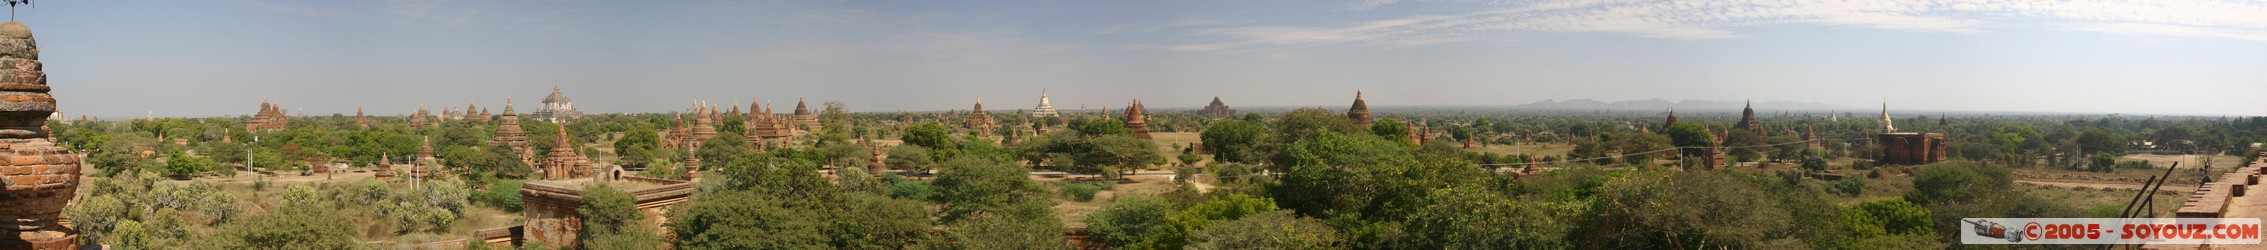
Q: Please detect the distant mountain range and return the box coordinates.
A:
[1509,99,1846,110]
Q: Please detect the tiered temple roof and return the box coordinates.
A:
[531,84,584,123]
[868,144,886,177]
[247,98,289,132]
[1200,96,1235,118]
[689,102,718,148]
[1124,100,1153,139]
[966,99,997,138]
[0,21,86,249]
[1347,91,1373,127]
[748,100,796,140]
[793,98,820,131]
[683,141,702,182]
[1879,103,1896,133]
[465,101,489,123]
[1734,100,1763,136]
[541,126,593,180]
[494,99,535,167]
[742,101,769,151]
[355,106,372,127]
[417,136,438,177]
[409,104,433,128]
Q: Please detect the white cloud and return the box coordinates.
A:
[234,0,585,41]
[2062,23,2267,42]
[1165,0,2267,52]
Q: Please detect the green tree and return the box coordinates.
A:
[163,154,219,177]
[1845,198,1934,239]
[1724,129,1765,163]
[1394,186,1570,249]
[886,145,937,174]
[613,126,661,168]
[828,194,932,249]
[579,183,664,249]
[2087,153,2117,172]
[930,157,1050,223]
[1147,194,1281,249]
[1200,119,1272,164]
[1069,118,1133,137]
[938,206,1070,250]
[1801,157,1829,172]
[205,195,359,249]
[669,191,830,249]
[1611,132,1674,168]
[1665,123,1716,157]
[2076,127,2123,155]
[1270,131,1483,227]
[1273,108,1362,142]
[1076,135,1163,179]
[1189,211,1338,250]
[1083,196,1180,248]
[903,122,957,150]
[1904,162,2011,205]
[1369,119,1411,142]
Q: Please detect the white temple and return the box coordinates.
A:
[1031,89,1058,118]
[531,83,585,123]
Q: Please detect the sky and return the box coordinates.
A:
[19,0,2267,118]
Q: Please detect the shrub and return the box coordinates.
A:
[1831,178,1867,196]
[1063,182,1104,202]
[888,180,933,200]
[475,180,524,212]
[1083,196,1178,247]
[1190,211,1337,250]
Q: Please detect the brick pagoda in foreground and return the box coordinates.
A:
[0,21,84,250]
[517,176,692,249]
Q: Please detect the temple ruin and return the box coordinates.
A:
[1200,96,1234,118]
[1873,103,1946,165]
[410,104,433,128]
[516,176,691,249]
[355,105,372,127]
[966,99,997,138]
[1347,91,1373,127]
[1733,100,1763,135]
[246,99,288,132]
[541,126,595,180]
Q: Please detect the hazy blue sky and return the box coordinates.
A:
[22,0,2267,118]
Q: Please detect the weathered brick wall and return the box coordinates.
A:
[0,21,80,250]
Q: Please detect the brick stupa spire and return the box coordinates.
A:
[0,21,86,250]
[1124,99,1152,139]
[793,97,819,131]
[494,98,534,167]
[1347,90,1373,126]
[689,100,718,148]
[542,125,586,180]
